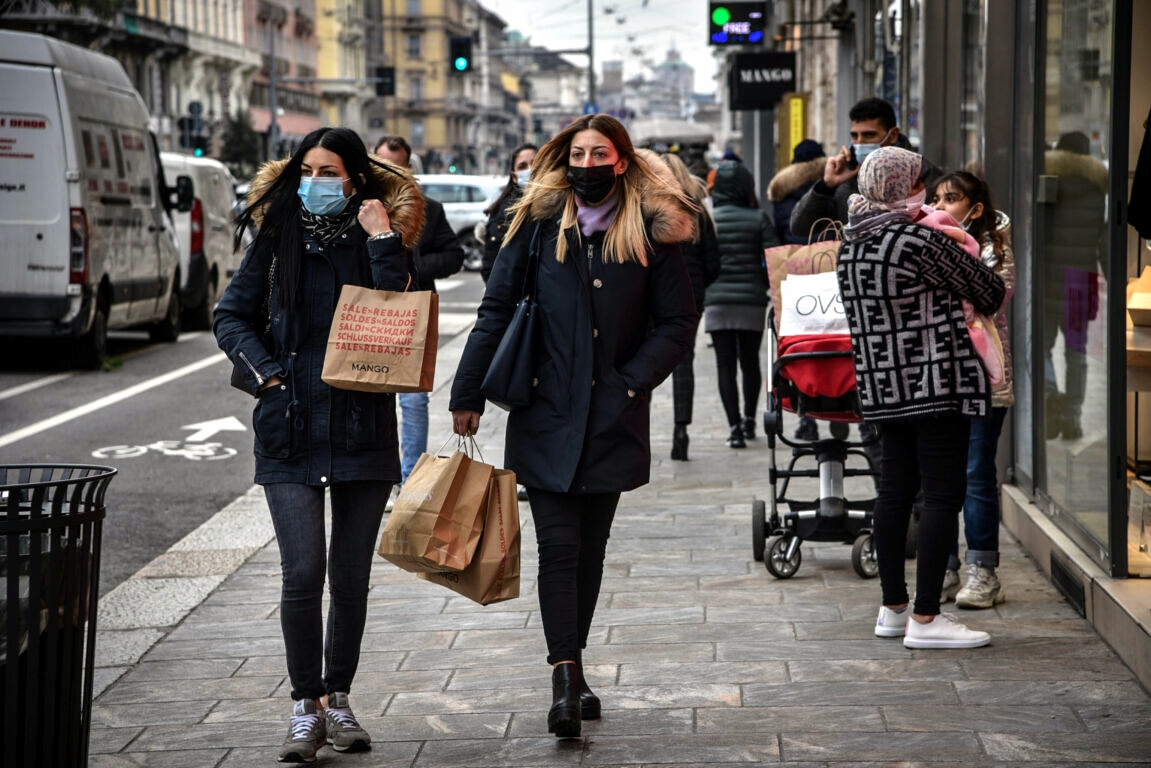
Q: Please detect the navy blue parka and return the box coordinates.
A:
[214,158,425,486]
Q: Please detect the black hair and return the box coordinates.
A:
[928,170,1005,255]
[234,126,403,308]
[374,135,413,164]
[849,97,898,131]
[485,143,538,216]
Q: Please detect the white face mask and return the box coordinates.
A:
[515,169,531,185]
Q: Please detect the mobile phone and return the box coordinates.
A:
[845,145,859,170]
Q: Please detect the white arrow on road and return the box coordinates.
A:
[182,416,248,442]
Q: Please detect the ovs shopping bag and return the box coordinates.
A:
[778,271,850,337]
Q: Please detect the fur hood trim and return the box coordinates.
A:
[767,157,827,202]
[1044,149,1108,193]
[520,160,695,245]
[247,156,425,248]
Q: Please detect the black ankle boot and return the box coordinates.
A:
[741,416,756,440]
[575,656,601,719]
[726,424,746,449]
[547,663,582,737]
[671,424,689,461]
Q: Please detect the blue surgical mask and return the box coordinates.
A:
[516,169,531,186]
[852,128,894,167]
[298,177,350,216]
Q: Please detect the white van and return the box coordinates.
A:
[0,30,192,367]
[161,152,244,329]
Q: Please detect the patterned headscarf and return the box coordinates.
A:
[847,146,922,217]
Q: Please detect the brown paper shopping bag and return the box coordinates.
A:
[377,451,492,573]
[322,284,438,393]
[420,469,521,605]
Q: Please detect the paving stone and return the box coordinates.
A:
[98,576,226,629]
[954,680,1151,706]
[718,638,910,662]
[607,621,793,644]
[413,736,585,767]
[743,680,960,707]
[133,547,256,578]
[91,699,217,727]
[88,725,143,755]
[581,734,780,765]
[115,657,245,683]
[89,750,229,766]
[141,635,285,660]
[616,660,787,686]
[883,703,1086,732]
[780,730,983,761]
[982,732,1151,763]
[128,722,282,750]
[695,705,885,733]
[97,675,282,705]
[506,707,695,737]
[95,628,166,666]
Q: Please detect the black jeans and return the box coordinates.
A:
[872,414,970,617]
[264,480,390,701]
[710,329,763,427]
[526,488,620,665]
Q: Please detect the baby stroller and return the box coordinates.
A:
[751,302,881,579]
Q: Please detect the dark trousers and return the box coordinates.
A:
[525,488,620,664]
[872,414,970,616]
[671,346,695,426]
[710,329,763,427]
[264,480,390,701]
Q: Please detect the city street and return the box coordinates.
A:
[0,272,488,595]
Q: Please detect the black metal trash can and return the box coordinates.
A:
[1,464,115,768]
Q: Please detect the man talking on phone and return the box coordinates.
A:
[789,97,941,242]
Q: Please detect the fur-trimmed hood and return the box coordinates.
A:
[517,159,696,245]
[767,156,827,202]
[246,156,426,248]
[1044,149,1108,193]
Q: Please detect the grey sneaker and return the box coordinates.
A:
[940,568,960,603]
[955,564,1006,609]
[278,699,325,763]
[324,692,371,752]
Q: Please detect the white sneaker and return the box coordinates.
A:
[955,564,1006,609]
[903,613,990,649]
[940,568,960,603]
[874,605,908,637]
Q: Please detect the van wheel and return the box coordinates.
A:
[74,306,108,370]
[149,288,181,342]
[184,276,216,331]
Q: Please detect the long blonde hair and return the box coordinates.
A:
[648,150,710,244]
[505,114,695,265]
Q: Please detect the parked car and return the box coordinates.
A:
[0,30,191,368]
[416,174,505,271]
[161,152,244,329]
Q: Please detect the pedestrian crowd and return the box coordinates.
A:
[213,98,1041,761]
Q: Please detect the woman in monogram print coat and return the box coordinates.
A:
[836,146,1005,651]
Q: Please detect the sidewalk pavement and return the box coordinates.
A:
[89,320,1151,767]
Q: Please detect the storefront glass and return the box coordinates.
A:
[1035,0,1113,560]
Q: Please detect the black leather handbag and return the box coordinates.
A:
[481,225,542,411]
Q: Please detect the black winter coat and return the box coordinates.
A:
[450,193,698,494]
[682,212,721,310]
[704,163,777,309]
[767,157,825,245]
[481,184,523,282]
[214,160,424,487]
[412,197,464,292]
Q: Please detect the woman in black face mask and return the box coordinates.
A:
[449,114,699,739]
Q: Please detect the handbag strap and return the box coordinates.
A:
[519,222,543,300]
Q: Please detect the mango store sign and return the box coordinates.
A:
[729,52,796,111]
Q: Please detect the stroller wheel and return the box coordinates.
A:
[765,536,802,579]
[852,534,880,579]
[752,499,767,562]
[830,421,850,441]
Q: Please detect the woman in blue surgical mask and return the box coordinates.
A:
[928,171,1015,611]
[481,142,538,282]
[215,126,425,762]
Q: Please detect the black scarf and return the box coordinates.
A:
[300,202,359,244]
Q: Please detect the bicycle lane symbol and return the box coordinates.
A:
[92,416,246,461]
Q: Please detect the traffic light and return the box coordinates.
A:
[192,134,209,157]
[449,36,473,72]
[177,116,194,149]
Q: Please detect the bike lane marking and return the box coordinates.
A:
[0,353,227,450]
[0,373,74,402]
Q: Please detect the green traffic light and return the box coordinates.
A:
[193,148,204,157]
[454,57,468,71]
[712,6,731,25]
[448,164,457,173]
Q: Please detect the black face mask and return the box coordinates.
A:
[567,164,617,204]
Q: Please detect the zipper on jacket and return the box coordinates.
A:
[237,351,264,387]
[587,243,594,261]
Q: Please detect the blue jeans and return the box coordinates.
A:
[952,406,1008,568]
[398,392,429,484]
[264,481,389,701]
